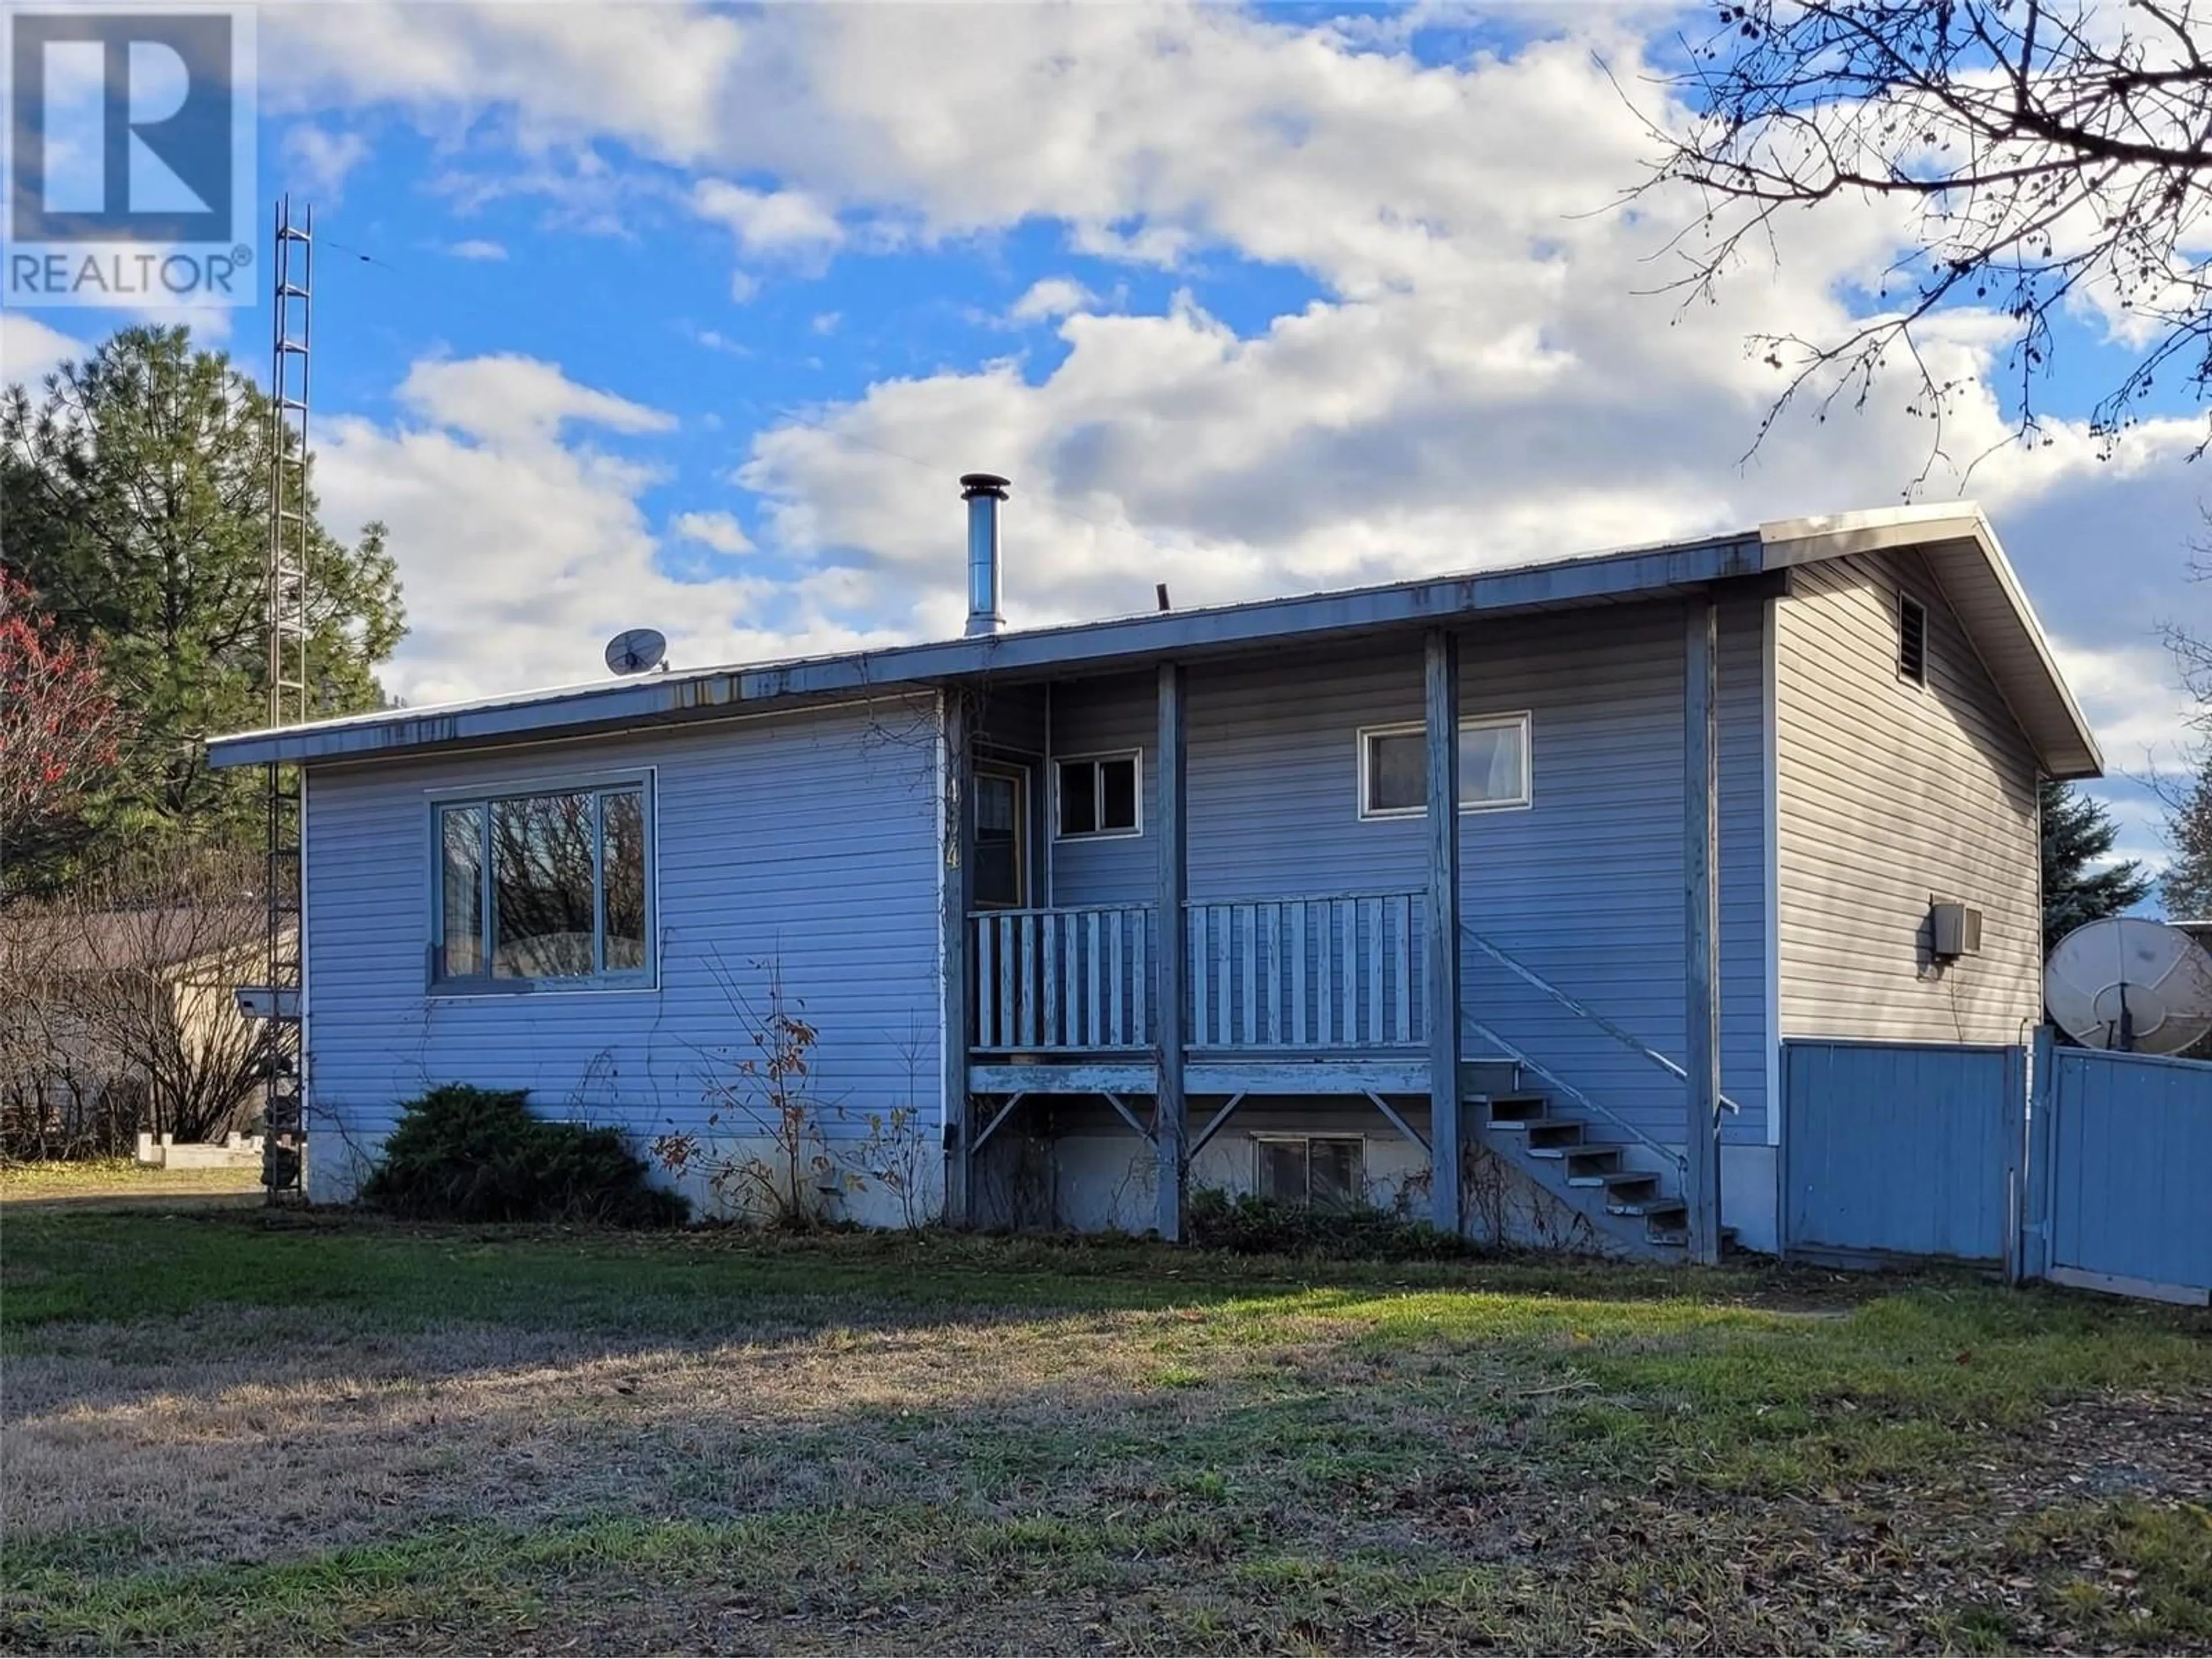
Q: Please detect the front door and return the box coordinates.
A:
[972,762,1029,911]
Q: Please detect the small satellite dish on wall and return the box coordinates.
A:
[2044,916,2212,1055]
[604,627,668,676]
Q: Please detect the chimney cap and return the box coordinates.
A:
[960,472,1010,498]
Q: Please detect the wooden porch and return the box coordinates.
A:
[967,890,1429,1060]
[940,607,1731,1259]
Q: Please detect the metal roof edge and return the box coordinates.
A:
[1757,504,2104,779]
[208,529,1766,768]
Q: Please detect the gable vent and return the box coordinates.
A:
[1898,594,1929,686]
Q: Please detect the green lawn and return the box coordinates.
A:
[2,1209,2208,1655]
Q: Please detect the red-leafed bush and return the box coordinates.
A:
[0,575,124,873]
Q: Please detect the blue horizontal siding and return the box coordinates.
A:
[304,696,942,1194]
[1047,601,1771,1142]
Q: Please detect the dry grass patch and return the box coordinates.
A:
[3,1211,2209,1654]
[0,1158,258,1207]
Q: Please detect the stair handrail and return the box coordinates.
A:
[1461,925,1743,1118]
[1465,1019,1686,1176]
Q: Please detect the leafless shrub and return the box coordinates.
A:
[0,847,267,1150]
[656,955,836,1228]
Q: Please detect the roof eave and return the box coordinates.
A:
[1757,505,2104,780]
[207,531,1767,769]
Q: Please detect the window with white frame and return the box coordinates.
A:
[1358,713,1531,818]
[1055,751,1141,838]
[434,779,651,987]
[1255,1135,1364,1208]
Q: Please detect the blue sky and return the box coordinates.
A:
[4,1,2205,887]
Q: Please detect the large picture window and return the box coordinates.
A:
[434,779,652,987]
[1358,713,1531,819]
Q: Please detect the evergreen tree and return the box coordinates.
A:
[2,326,404,874]
[2160,752,2212,921]
[2040,780,2152,951]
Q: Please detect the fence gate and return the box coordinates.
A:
[1782,1040,2025,1266]
[2024,1030,2212,1306]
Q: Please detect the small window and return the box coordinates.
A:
[1359,714,1531,819]
[1256,1135,1364,1208]
[1056,752,1141,838]
[433,779,652,988]
[1899,595,1928,685]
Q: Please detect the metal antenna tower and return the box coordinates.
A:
[262,195,313,1203]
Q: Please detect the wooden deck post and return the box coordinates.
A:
[1155,660,1188,1241]
[1683,598,1724,1264]
[942,690,975,1226]
[1425,628,1464,1236]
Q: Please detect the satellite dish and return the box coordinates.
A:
[604,627,667,676]
[2044,916,2212,1055]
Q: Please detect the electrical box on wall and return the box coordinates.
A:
[1929,901,1983,960]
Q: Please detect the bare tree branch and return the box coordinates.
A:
[1627,1,2212,456]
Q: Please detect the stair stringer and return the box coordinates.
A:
[1464,1100,1681,1260]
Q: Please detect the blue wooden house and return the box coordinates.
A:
[207,486,2100,1259]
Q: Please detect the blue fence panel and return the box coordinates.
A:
[2043,1047,2212,1300]
[1783,1040,2022,1264]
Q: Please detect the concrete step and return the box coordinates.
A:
[1481,1094,1550,1126]
[1524,1119,1586,1151]
[1460,1057,1524,1097]
[1562,1144,1627,1176]
[1648,1224,1741,1252]
[1571,1169,1661,1202]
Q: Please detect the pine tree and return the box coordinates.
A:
[2160,753,2212,921]
[2040,781,2152,952]
[2,325,404,877]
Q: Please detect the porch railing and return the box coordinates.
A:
[1187,890,1426,1051]
[972,905,1152,1052]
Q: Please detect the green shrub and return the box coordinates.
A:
[361,1085,687,1227]
[1187,1187,1474,1261]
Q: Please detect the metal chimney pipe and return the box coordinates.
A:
[961,472,1009,638]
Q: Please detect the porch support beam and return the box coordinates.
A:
[942,690,975,1226]
[1364,1089,1431,1157]
[1188,1093,1248,1160]
[970,1092,1028,1156]
[1683,596,1724,1264]
[1425,628,1465,1236]
[1155,660,1190,1240]
[1103,1090,1154,1144]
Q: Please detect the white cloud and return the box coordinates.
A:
[443,238,508,262]
[256,1,2205,768]
[262,3,749,165]
[396,354,675,448]
[672,510,753,555]
[280,122,372,200]
[319,355,902,706]
[2051,639,2203,775]
[1,313,82,387]
[1007,278,1097,325]
[812,311,842,336]
[692,180,843,261]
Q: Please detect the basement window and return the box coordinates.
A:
[432,777,653,990]
[1056,751,1141,839]
[1898,595,1929,686]
[1255,1135,1364,1209]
